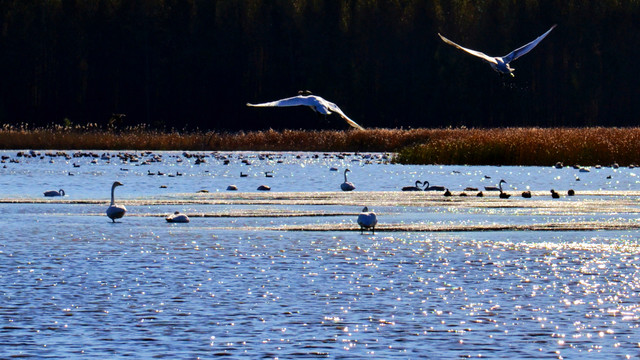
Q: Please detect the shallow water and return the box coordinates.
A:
[1,150,640,358]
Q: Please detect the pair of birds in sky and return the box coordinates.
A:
[247,25,557,129]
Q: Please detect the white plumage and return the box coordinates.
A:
[166,211,190,223]
[341,168,355,191]
[438,25,556,77]
[247,94,364,130]
[106,181,126,222]
[357,207,378,234]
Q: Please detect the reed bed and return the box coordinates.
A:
[1,124,639,166]
[394,127,640,166]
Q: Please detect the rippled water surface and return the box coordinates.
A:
[1,150,640,358]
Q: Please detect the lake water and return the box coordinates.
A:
[1,150,640,358]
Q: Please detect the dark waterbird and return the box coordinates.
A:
[402,180,423,191]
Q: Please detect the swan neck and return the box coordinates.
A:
[110,185,116,205]
[344,171,348,182]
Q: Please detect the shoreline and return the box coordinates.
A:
[1,126,639,166]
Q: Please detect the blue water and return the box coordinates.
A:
[1,150,640,358]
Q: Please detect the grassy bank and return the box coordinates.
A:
[1,125,638,166]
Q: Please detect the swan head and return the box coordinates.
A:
[361,206,369,212]
[112,181,124,188]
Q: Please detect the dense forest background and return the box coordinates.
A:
[0,0,638,131]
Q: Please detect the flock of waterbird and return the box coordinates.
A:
[42,162,579,234]
[398,177,576,199]
[246,25,557,129]
[30,146,603,234]
[38,24,560,232]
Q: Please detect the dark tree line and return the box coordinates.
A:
[0,0,638,131]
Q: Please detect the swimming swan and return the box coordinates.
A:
[422,181,446,191]
[485,179,507,191]
[166,211,190,223]
[498,180,511,198]
[438,25,556,77]
[402,180,422,191]
[247,93,364,130]
[341,168,356,191]
[44,189,65,197]
[106,181,126,222]
[357,207,378,234]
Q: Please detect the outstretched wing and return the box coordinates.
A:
[324,100,364,130]
[502,25,556,63]
[246,95,312,108]
[438,33,498,65]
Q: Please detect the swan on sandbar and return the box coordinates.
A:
[522,190,532,198]
[341,169,355,191]
[402,180,422,191]
[357,207,378,234]
[106,181,126,222]
[44,189,65,197]
[438,25,556,77]
[247,92,364,130]
[166,211,190,223]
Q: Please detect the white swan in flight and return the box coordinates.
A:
[438,25,556,77]
[166,211,190,223]
[44,189,65,197]
[357,207,378,234]
[106,181,126,222]
[247,92,364,130]
[341,168,355,191]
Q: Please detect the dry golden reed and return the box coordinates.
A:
[1,125,639,166]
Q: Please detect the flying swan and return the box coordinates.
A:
[438,25,556,77]
[106,181,126,222]
[247,92,364,130]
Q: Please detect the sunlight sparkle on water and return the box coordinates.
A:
[1,151,640,358]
